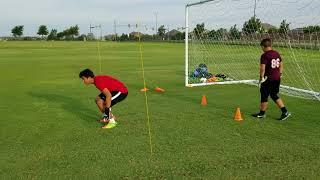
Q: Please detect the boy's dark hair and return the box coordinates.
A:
[260,38,272,47]
[79,69,95,78]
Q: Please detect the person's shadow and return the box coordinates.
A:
[28,91,98,123]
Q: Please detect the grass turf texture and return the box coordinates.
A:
[0,41,319,179]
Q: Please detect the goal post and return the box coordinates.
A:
[185,0,320,100]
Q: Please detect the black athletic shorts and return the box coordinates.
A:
[98,91,128,107]
[260,80,280,102]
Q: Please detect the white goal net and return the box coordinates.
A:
[185,0,320,100]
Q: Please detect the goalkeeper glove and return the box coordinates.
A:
[259,76,268,84]
[103,107,110,119]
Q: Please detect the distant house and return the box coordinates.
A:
[130,32,143,38]
[290,28,304,33]
[165,29,181,37]
[104,34,114,40]
[165,29,184,40]
[261,23,277,32]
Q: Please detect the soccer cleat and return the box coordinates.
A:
[278,112,291,121]
[110,114,116,120]
[252,113,266,119]
[101,122,117,129]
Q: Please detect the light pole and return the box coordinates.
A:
[95,24,102,41]
[114,19,117,41]
[154,12,158,35]
[90,24,102,41]
[254,0,257,18]
[90,24,95,34]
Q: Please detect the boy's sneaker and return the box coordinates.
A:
[101,122,117,129]
[110,114,116,121]
[252,113,266,119]
[279,112,291,121]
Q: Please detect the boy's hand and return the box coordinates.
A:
[259,76,267,84]
[100,118,109,123]
[100,111,110,123]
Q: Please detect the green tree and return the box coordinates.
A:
[57,25,80,40]
[62,29,71,39]
[37,25,49,38]
[303,25,320,33]
[268,27,279,33]
[119,33,129,41]
[141,34,154,41]
[68,25,79,38]
[279,20,290,34]
[11,25,24,37]
[207,30,217,39]
[158,25,166,37]
[47,29,58,40]
[194,23,205,38]
[171,32,184,40]
[77,34,87,41]
[242,17,262,34]
[230,25,241,39]
[216,28,228,40]
[57,32,65,40]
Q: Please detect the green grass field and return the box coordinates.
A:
[1,41,320,179]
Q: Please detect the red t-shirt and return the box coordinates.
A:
[260,50,282,81]
[94,76,128,93]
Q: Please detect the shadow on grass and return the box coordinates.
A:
[28,91,98,123]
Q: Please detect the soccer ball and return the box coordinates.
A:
[200,78,207,83]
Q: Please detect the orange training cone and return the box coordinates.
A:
[140,88,149,92]
[155,87,165,93]
[234,107,243,121]
[201,95,207,106]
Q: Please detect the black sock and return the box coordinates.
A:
[281,107,287,113]
[259,110,265,115]
[104,108,110,118]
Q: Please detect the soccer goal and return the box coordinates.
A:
[185,0,320,100]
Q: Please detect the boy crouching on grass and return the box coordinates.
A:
[79,69,128,129]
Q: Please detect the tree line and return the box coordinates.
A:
[10,25,80,40]
[193,16,320,40]
[112,25,185,41]
[9,24,185,41]
[8,17,320,41]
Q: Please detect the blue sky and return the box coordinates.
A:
[0,0,319,36]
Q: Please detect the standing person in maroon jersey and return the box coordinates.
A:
[252,38,291,121]
[79,69,128,129]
